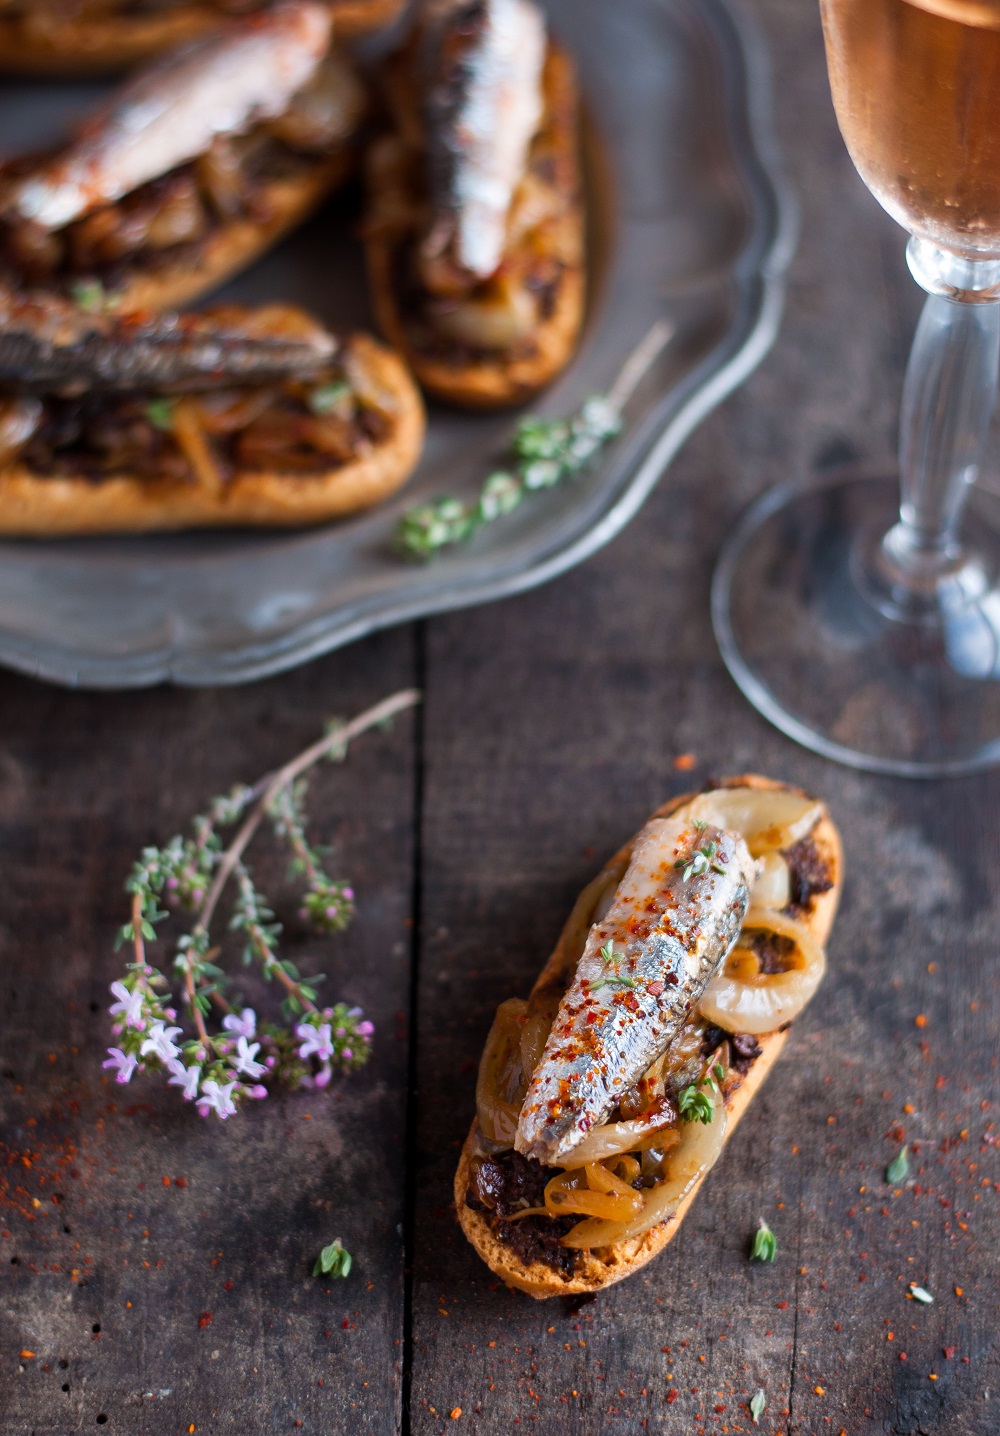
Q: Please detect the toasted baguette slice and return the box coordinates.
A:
[456,775,843,1299]
[0,332,424,535]
[0,0,407,77]
[365,43,585,410]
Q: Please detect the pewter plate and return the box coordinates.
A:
[0,0,795,688]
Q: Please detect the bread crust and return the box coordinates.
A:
[455,774,843,1299]
[0,0,407,76]
[365,44,585,410]
[0,332,425,535]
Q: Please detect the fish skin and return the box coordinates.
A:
[420,0,545,287]
[0,290,335,394]
[6,0,331,232]
[515,816,755,1167]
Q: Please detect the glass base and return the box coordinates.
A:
[711,468,1000,777]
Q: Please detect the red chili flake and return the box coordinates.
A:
[223,1280,234,1292]
[714,1405,725,1414]
[341,1318,350,1330]
[666,1391,678,1404]
[776,1301,788,1310]
[648,981,664,998]
[673,754,697,771]
[942,1347,956,1360]
[198,1312,213,1329]
[899,1352,908,1362]
[162,1177,171,1187]
[175,1177,187,1189]
[666,973,679,986]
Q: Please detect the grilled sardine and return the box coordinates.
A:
[419,0,546,292]
[5,0,331,233]
[515,816,755,1167]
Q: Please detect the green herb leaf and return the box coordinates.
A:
[313,1237,352,1280]
[70,278,106,314]
[679,1084,714,1125]
[308,380,351,416]
[713,1062,726,1082]
[599,942,616,967]
[908,1283,933,1304]
[145,398,176,432]
[749,1389,766,1424]
[692,818,708,831]
[590,974,638,993]
[750,1218,778,1263]
[885,1145,909,1184]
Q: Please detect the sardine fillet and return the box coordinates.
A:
[515,816,754,1166]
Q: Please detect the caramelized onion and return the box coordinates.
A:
[559,1113,680,1170]
[752,852,791,910]
[544,1168,642,1222]
[686,788,823,856]
[475,997,529,1147]
[560,1087,727,1248]
[698,908,826,1035]
[429,274,537,351]
[172,399,223,493]
[0,397,42,464]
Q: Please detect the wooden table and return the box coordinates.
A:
[3,2,998,1432]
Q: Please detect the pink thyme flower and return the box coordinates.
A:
[232,1036,266,1080]
[102,1047,138,1084]
[139,1021,182,1064]
[222,1008,257,1039]
[109,980,144,1029]
[197,1079,238,1120]
[356,1021,374,1038]
[296,1021,334,1063]
[167,1060,201,1101]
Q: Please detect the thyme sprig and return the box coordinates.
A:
[675,838,728,882]
[396,320,673,560]
[105,688,420,1119]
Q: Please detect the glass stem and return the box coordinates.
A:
[885,240,1000,580]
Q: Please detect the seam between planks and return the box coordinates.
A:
[401,619,428,1436]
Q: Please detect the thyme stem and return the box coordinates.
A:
[177,688,420,1037]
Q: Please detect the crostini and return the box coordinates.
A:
[364,0,585,409]
[0,0,407,77]
[0,2,366,312]
[456,776,842,1298]
[0,294,425,534]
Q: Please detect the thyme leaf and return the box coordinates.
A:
[749,1389,766,1424]
[750,1218,778,1262]
[313,1238,352,1279]
[885,1146,909,1184]
[679,1084,714,1124]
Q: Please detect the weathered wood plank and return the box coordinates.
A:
[0,631,417,1436]
[407,1,1000,1432]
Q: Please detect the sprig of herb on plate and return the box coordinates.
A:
[749,1389,767,1424]
[396,320,673,560]
[103,688,419,1120]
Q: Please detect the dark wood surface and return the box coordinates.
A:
[3,1,1000,1433]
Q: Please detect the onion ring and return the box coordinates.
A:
[697,907,826,1035]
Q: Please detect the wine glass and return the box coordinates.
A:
[711,0,1000,776]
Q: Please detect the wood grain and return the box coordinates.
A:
[0,631,418,1435]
